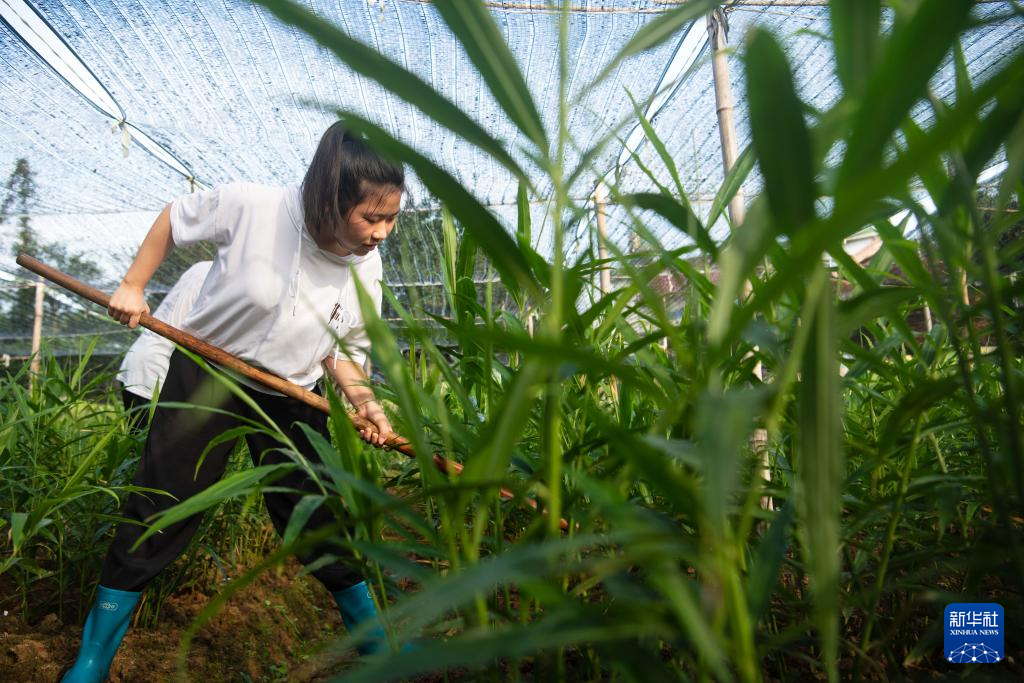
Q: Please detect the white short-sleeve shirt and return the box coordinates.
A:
[117,261,213,399]
[169,182,382,393]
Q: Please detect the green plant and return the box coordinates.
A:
[0,343,276,625]
[0,342,139,619]
[9,1,1020,681]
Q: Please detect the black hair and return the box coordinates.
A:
[301,121,405,236]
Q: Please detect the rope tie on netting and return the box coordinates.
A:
[0,2,209,186]
[366,0,387,22]
[110,120,132,158]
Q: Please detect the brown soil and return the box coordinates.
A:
[0,559,360,683]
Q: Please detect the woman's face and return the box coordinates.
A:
[325,185,402,257]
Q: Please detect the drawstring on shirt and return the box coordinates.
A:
[289,225,303,317]
[290,224,356,368]
[286,193,359,366]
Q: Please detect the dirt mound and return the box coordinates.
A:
[0,560,356,682]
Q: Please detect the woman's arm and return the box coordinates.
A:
[323,358,394,447]
[108,203,175,328]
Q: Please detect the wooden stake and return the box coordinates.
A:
[709,10,746,229]
[595,181,611,295]
[29,280,44,390]
[708,9,772,510]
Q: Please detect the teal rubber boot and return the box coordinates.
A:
[62,585,141,683]
[333,581,388,656]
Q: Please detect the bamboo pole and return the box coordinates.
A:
[29,280,44,389]
[595,181,612,295]
[708,9,772,510]
[594,181,621,403]
[16,253,568,530]
[710,11,746,228]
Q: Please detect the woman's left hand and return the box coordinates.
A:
[356,400,394,447]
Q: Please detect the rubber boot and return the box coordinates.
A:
[333,581,389,656]
[62,585,141,683]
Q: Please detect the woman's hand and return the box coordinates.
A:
[356,399,394,447]
[323,358,394,447]
[108,280,150,328]
[108,204,174,328]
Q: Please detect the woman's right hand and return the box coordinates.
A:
[108,281,150,328]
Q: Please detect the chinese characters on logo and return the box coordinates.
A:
[949,611,1000,628]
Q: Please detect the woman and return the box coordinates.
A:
[64,123,404,682]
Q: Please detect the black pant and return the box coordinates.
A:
[122,388,150,436]
[101,349,360,592]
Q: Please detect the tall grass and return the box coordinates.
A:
[4,0,1021,681]
[0,344,132,619]
[0,344,276,627]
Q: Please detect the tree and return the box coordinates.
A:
[1,158,39,256]
[1,158,104,348]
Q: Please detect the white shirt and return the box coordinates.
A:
[169,182,382,393]
[117,261,213,399]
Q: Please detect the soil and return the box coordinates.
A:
[0,559,361,683]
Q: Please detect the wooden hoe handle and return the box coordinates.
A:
[17,254,567,530]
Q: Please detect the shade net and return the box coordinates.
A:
[1,0,1020,356]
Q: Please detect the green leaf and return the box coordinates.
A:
[706,144,755,229]
[953,39,972,105]
[322,386,369,485]
[747,504,794,623]
[620,192,717,257]
[254,0,524,178]
[343,611,670,683]
[836,286,918,338]
[900,119,949,199]
[433,0,547,152]
[745,29,816,231]
[999,111,1024,212]
[878,376,962,456]
[693,387,764,537]
[281,494,325,549]
[439,205,459,317]
[352,276,439,482]
[455,212,479,325]
[350,531,638,649]
[838,0,975,188]
[516,179,531,248]
[585,0,720,93]
[796,272,843,682]
[707,199,774,347]
[9,511,27,553]
[131,465,292,549]
[939,85,1024,214]
[380,286,478,426]
[626,90,685,199]
[196,425,259,477]
[462,359,544,485]
[830,0,881,99]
